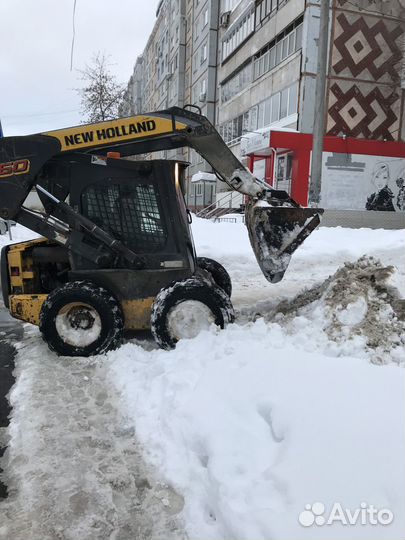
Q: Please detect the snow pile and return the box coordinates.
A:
[102,220,405,539]
[105,323,405,540]
[1,221,404,540]
[267,256,405,365]
[323,257,404,363]
[191,217,405,308]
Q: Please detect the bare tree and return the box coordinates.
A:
[77,52,124,123]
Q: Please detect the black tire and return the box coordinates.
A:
[196,256,232,298]
[151,277,235,350]
[39,281,123,357]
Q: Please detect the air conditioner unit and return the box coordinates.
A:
[199,92,207,102]
[220,11,231,28]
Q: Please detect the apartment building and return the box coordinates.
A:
[120,0,187,162]
[120,0,220,209]
[141,0,187,113]
[120,56,144,117]
[217,0,404,217]
[186,0,221,210]
[122,0,405,215]
[216,0,307,206]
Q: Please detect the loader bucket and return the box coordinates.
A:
[245,201,324,283]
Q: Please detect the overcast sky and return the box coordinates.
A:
[0,0,160,136]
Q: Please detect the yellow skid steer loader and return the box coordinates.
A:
[0,106,322,354]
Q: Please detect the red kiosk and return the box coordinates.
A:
[243,130,405,209]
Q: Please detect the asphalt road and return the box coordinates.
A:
[0,307,23,498]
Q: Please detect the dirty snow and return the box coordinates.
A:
[255,256,405,365]
[0,218,404,540]
[0,331,186,540]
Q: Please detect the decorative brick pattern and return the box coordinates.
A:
[327,2,405,141]
[336,0,405,15]
[332,13,402,83]
[327,82,400,140]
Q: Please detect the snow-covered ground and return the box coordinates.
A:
[0,219,404,540]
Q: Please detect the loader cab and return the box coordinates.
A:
[2,150,236,354]
[42,153,196,273]
[2,153,200,335]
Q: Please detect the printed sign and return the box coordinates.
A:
[321,152,405,211]
[43,117,187,152]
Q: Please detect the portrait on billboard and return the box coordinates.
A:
[321,153,405,211]
[365,162,395,212]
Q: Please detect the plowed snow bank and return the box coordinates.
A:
[265,256,405,364]
[105,323,405,540]
[1,223,404,540]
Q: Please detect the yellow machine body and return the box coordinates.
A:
[5,239,156,331]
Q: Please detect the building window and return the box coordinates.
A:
[196,183,203,196]
[253,19,303,80]
[288,83,298,116]
[256,0,271,27]
[221,8,254,61]
[192,84,198,104]
[204,8,209,26]
[201,43,207,64]
[271,93,280,122]
[219,83,299,143]
[221,62,253,103]
[295,23,303,51]
[280,88,288,118]
[275,153,293,194]
[223,0,242,11]
[254,0,286,28]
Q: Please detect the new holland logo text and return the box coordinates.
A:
[64,120,157,148]
[0,159,30,178]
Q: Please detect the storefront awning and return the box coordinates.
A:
[240,126,299,157]
[191,171,217,183]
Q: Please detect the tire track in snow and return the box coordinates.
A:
[0,340,15,500]
[0,329,186,540]
[0,305,23,500]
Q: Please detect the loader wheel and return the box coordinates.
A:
[196,257,232,297]
[39,281,123,357]
[151,277,235,350]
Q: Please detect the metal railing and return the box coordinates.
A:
[196,191,235,219]
[214,216,245,224]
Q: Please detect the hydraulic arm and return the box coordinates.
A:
[42,106,267,197]
[0,106,323,283]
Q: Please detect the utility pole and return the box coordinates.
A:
[308,0,330,205]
